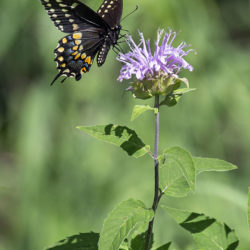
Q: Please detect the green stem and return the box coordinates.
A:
[145,95,160,250]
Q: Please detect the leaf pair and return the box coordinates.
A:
[47,202,240,250]
[159,147,237,198]
[162,206,239,250]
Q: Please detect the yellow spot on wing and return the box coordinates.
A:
[59,3,67,7]
[58,56,64,62]
[61,63,66,68]
[62,38,67,44]
[73,46,78,51]
[73,24,79,31]
[81,53,86,59]
[58,47,64,52]
[72,51,78,56]
[73,33,82,39]
[74,53,81,60]
[81,67,87,72]
[75,40,81,45]
[85,56,92,65]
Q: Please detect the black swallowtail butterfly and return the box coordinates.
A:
[40,0,123,85]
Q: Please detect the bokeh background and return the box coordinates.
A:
[1,0,250,249]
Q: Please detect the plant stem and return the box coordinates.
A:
[145,95,160,250]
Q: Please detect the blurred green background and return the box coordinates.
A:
[1,0,250,249]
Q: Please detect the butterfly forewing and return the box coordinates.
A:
[96,0,123,66]
[97,0,123,28]
[41,0,108,33]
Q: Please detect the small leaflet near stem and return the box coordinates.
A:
[145,95,160,250]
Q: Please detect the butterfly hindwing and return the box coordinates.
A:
[51,32,102,85]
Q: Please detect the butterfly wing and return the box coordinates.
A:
[51,30,104,85]
[40,0,109,33]
[96,0,123,66]
[97,0,123,28]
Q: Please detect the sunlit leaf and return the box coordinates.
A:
[173,88,196,95]
[46,232,99,250]
[98,199,154,250]
[131,105,157,121]
[159,147,195,197]
[77,124,150,158]
[162,206,239,250]
[194,157,237,175]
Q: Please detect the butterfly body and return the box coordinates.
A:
[97,25,121,66]
[40,0,123,85]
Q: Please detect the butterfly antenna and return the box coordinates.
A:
[121,5,138,22]
[119,34,127,39]
[117,44,124,53]
[121,29,130,34]
[112,46,120,55]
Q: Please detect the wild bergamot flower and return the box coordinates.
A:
[117,29,194,100]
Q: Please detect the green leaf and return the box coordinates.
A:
[162,206,239,250]
[155,242,172,250]
[175,77,190,88]
[98,199,154,250]
[77,124,150,158]
[248,187,250,231]
[46,232,99,250]
[131,105,157,121]
[161,95,180,107]
[160,88,195,107]
[193,157,238,175]
[130,232,153,250]
[159,147,195,197]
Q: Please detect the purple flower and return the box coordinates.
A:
[117,29,194,82]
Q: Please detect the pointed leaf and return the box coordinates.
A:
[248,187,250,230]
[131,105,157,121]
[46,232,99,250]
[162,206,239,250]
[155,242,172,250]
[77,124,150,158]
[98,199,154,250]
[175,77,190,88]
[173,88,196,95]
[159,147,195,197]
[160,88,195,107]
[130,232,153,250]
[193,157,237,175]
